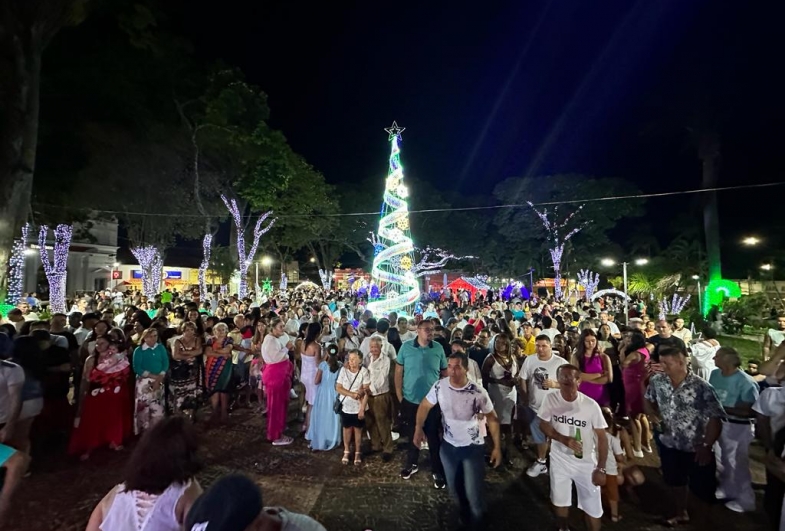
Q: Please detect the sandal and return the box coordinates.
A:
[354,452,362,466]
[342,451,350,465]
[611,515,622,523]
[659,516,689,528]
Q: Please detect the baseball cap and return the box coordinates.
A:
[185,474,262,531]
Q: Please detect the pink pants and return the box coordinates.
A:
[262,360,292,441]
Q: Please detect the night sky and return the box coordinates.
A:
[172,0,784,276]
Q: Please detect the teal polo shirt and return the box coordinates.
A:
[397,338,448,404]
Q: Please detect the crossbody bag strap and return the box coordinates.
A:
[339,368,362,405]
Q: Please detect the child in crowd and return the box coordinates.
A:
[601,408,626,522]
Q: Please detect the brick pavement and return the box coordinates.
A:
[5,406,771,531]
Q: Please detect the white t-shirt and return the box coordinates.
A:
[538,391,607,468]
[425,377,494,447]
[0,360,25,424]
[360,333,396,364]
[754,386,785,439]
[519,353,568,411]
[400,330,416,343]
[336,367,370,414]
[604,432,623,475]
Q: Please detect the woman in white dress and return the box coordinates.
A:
[300,323,322,434]
[690,327,720,380]
[481,333,518,466]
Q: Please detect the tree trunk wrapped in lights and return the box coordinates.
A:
[318,269,333,291]
[367,122,420,316]
[39,224,72,313]
[7,223,29,305]
[576,269,600,301]
[198,233,212,301]
[528,202,587,301]
[221,195,276,299]
[131,246,163,299]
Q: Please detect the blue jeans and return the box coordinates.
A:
[440,441,486,525]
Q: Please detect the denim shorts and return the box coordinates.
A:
[523,406,548,445]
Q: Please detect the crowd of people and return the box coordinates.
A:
[0,286,779,530]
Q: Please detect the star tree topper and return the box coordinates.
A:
[385,121,405,140]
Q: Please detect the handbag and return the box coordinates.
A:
[333,368,361,414]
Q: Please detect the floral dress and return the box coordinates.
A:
[204,336,233,394]
[169,337,202,413]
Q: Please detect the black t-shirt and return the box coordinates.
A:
[42,345,71,399]
[52,331,78,352]
[648,335,686,363]
[467,345,490,370]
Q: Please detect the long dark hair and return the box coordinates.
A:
[304,322,322,347]
[122,416,202,494]
[625,330,647,352]
[575,328,599,372]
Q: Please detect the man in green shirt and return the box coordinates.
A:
[395,319,448,487]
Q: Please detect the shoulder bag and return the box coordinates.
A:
[333,367,361,414]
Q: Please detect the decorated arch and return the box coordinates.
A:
[591,288,631,302]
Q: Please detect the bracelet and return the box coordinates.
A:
[595,467,606,474]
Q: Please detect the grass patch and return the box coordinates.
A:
[719,335,763,365]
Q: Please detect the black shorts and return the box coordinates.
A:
[659,444,716,503]
[341,412,365,429]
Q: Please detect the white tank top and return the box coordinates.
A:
[100,481,190,531]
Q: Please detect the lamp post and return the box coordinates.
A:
[691,274,702,314]
[601,258,648,324]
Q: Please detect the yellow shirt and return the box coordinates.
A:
[521,335,536,356]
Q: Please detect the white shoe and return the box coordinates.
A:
[289,389,298,399]
[724,501,745,513]
[526,460,548,477]
[421,441,429,450]
[633,449,644,458]
[391,431,400,441]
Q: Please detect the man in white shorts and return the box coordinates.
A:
[538,364,608,531]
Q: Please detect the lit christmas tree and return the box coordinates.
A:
[367,122,420,316]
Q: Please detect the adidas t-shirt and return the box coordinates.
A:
[538,391,607,468]
[425,377,494,447]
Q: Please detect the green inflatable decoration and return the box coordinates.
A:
[703,278,741,315]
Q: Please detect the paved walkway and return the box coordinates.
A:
[6,407,771,531]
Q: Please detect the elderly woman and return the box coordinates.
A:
[365,337,394,461]
[336,349,370,465]
[132,328,169,434]
[170,321,204,418]
[262,318,295,446]
[204,322,233,425]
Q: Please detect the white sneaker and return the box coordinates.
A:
[391,431,400,441]
[633,449,644,458]
[289,389,298,399]
[526,460,548,477]
[724,501,744,513]
[421,441,429,450]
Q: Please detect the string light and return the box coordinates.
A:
[39,224,73,313]
[199,234,212,301]
[7,223,29,305]
[368,122,420,316]
[659,293,691,320]
[411,246,476,278]
[221,195,276,299]
[528,202,588,301]
[130,246,163,299]
[576,269,601,301]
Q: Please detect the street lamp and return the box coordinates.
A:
[309,257,316,263]
[742,236,761,246]
[691,274,702,314]
[261,256,273,267]
[600,257,649,324]
[761,263,774,271]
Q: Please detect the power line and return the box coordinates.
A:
[32,181,785,219]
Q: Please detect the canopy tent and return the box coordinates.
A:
[446,276,490,302]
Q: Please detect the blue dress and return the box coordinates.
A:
[306,361,342,451]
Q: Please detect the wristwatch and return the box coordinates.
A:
[595,467,607,474]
